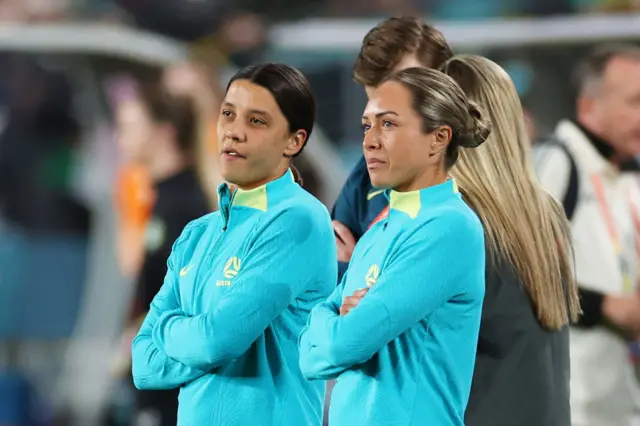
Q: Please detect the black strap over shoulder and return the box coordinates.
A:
[537,136,580,221]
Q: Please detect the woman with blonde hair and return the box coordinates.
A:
[441,55,580,426]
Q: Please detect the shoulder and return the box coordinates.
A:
[431,198,484,239]
[533,141,574,204]
[281,186,331,221]
[174,211,219,248]
[407,199,484,253]
[263,188,332,239]
[534,142,572,174]
[533,138,574,187]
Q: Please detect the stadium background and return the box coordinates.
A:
[0,0,638,424]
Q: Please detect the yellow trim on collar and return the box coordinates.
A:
[232,185,268,211]
[389,190,421,219]
[388,178,458,219]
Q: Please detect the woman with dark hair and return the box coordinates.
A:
[299,67,490,426]
[131,63,337,426]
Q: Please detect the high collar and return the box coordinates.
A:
[571,119,640,172]
[217,169,297,212]
[385,178,459,219]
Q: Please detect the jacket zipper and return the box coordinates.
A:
[207,190,235,262]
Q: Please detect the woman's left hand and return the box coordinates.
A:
[340,288,369,316]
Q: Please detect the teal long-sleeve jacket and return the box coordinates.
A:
[299,179,486,426]
[132,170,337,426]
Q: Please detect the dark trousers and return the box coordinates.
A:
[134,389,179,426]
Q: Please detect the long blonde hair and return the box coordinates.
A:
[442,55,579,330]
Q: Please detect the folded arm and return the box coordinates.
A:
[131,235,207,390]
[152,209,337,370]
[300,214,485,371]
[298,280,345,380]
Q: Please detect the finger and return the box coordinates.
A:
[336,240,349,262]
[332,221,357,246]
[340,301,357,316]
[337,251,351,263]
[342,296,359,306]
[352,288,369,298]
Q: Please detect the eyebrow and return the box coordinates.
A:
[361,111,399,120]
[222,101,270,116]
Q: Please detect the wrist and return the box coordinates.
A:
[151,309,183,349]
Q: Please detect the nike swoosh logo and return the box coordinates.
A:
[367,189,385,200]
[180,265,195,277]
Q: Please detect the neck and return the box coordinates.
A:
[577,119,631,165]
[395,166,448,192]
[232,161,290,192]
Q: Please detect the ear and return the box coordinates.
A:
[283,130,307,157]
[428,125,452,157]
[576,95,597,128]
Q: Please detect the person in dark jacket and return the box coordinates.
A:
[331,16,453,282]
[330,16,580,426]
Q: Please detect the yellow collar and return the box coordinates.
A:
[388,179,458,219]
[217,169,296,212]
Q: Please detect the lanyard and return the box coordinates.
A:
[591,174,639,291]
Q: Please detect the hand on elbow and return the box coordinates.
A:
[339,288,369,316]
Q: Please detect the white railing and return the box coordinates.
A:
[270,13,640,51]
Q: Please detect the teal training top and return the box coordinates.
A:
[299,179,486,426]
[131,169,337,426]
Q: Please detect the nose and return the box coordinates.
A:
[363,128,381,151]
[223,122,247,143]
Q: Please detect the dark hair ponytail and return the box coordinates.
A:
[290,164,304,186]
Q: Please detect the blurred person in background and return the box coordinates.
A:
[111,77,209,426]
[0,54,84,426]
[331,16,453,282]
[443,54,578,426]
[163,56,225,210]
[535,44,640,426]
[131,63,336,426]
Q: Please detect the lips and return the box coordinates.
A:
[366,157,386,169]
[222,147,246,159]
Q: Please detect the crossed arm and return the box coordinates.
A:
[131,251,208,390]
[299,216,485,380]
[150,210,337,371]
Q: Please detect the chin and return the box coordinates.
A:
[369,175,391,189]
[220,169,239,185]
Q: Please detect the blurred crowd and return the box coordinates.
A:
[0,0,639,425]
